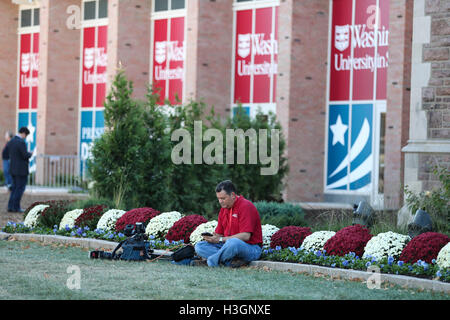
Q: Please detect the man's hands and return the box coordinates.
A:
[202,232,222,244]
[202,232,251,243]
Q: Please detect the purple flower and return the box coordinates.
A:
[387,256,394,266]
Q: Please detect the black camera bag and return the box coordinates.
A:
[171,244,195,262]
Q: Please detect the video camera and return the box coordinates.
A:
[89,222,154,261]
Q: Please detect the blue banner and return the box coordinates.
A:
[326,104,373,192]
[17,111,37,173]
[79,110,104,177]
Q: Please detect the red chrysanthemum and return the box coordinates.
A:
[399,232,449,264]
[74,205,108,230]
[115,207,160,232]
[323,224,372,257]
[166,214,208,243]
[270,226,312,249]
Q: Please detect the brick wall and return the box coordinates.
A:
[284,0,329,202]
[0,2,18,162]
[38,0,80,156]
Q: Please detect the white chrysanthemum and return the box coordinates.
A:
[96,209,126,231]
[23,204,50,228]
[436,242,450,269]
[363,231,410,261]
[59,209,84,230]
[302,231,336,251]
[189,220,218,245]
[261,224,279,246]
[145,211,182,239]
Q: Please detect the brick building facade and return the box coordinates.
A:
[0,0,448,209]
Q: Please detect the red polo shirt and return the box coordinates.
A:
[215,195,263,245]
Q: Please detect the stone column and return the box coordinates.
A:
[402,0,450,196]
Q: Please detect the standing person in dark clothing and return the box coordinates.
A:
[7,127,32,213]
[2,131,13,190]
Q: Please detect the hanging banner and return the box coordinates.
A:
[81,26,108,108]
[17,111,37,173]
[326,104,373,191]
[326,0,389,193]
[152,17,185,105]
[18,31,39,173]
[18,32,39,109]
[79,23,108,176]
[233,7,278,105]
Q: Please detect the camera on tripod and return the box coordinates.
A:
[89,222,153,261]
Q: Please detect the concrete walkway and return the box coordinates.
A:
[1,231,448,294]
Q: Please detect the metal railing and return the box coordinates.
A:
[28,154,87,188]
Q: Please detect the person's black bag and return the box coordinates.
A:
[171,244,195,262]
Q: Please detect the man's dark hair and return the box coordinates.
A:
[18,127,30,136]
[215,180,237,195]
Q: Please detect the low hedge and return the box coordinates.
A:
[255,201,306,228]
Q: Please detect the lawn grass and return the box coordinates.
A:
[0,240,448,300]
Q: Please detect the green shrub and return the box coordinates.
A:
[255,201,307,228]
[68,197,116,211]
[88,71,288,214]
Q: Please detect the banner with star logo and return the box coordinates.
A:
[325,0,389,195]
[326,104,373,191]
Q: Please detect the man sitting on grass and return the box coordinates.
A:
[193,180,263,268]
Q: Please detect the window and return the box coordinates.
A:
[154,0,185,12]
[83,0,108,21]
[20,8,39,27]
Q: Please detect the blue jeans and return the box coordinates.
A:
[194,238,262,267]
[8,175,27,211]
[2,159,12,186]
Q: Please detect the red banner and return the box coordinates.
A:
[329,0,352,101]
[152,17,185,105]
[234,9,252,104]
[329,0,389,102]
[234,7,278,105]
[352,0,376,101]
[19,32,39,109]
[81,26,108,108]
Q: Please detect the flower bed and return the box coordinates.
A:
[3,201,450,283]
[363,231,410,261]
[59,209,84,230]
[324,224,372,258]
[23,205,50,228]
[437,242,450,269]
[399,232,449,264]
[302,231,336,252]
[189,221,218,245]
[270,226,312,249]
[261,224,279,247]
[96,209,127,232]
[115,207,160,232]
[166,214,208,243]
[145,211,183,240]
[74,205,109,230]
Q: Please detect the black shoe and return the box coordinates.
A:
[7,209,14,213]
[189,259,208,267]
[230,258,249,268]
